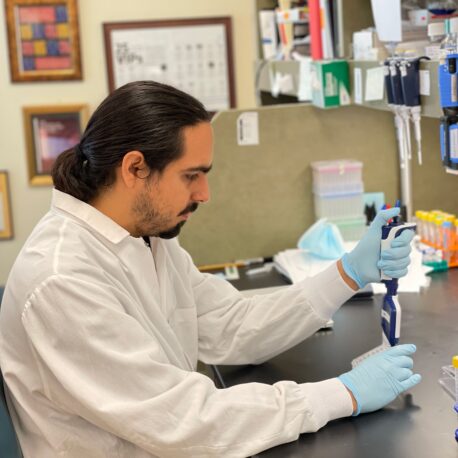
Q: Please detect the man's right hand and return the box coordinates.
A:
[338,344,422,415]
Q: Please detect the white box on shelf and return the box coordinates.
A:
[311,160,363,195]
[331,216,367,241]
[314,192,364,220]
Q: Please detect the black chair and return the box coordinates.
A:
[0,286,22,457]
[0,370,22,457]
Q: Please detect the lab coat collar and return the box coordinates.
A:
[51,189,130,245]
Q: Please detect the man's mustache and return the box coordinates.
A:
[178,202,199,216]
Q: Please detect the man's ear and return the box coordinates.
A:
[120,151,150,187]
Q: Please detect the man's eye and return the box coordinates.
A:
[186,174,199,182]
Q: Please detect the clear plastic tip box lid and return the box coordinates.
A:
[311,160,363,196]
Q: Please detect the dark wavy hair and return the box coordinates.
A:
[52,81,211,202]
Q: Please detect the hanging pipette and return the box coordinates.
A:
[385,60,406,168]
[391,59,412,162]
[400,57,430,165]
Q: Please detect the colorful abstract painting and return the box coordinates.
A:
[5,0,81,81]
[23,105,87,185]
[16,4,72,72]
[31,112,81,174]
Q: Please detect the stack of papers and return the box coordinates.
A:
[274,249,334,284]
[372,246,431,293]
[274,242,431,294]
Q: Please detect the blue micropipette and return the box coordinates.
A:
[351,202,416,367]
[380,202,416,346]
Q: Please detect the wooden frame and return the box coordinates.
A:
[4,0,82,82]
[23,105,88,186]
[103,17,236,111]
[0,171,14,240]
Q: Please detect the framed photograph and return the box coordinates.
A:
[23,105,88,186]
[103,17,236,112]
[0,172,14,240]
[4,0,82,82]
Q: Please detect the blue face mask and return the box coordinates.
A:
[297,219,345,260]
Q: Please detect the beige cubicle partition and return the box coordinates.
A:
[179,104,458,266]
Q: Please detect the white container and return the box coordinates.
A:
[311,160,363,195]
[332,216,367,241]
[314,192,364,220]
[408,9,429,27]
[426,21,445,59]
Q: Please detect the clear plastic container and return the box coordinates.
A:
[332,216,367,242]
[454,356,458,402]
[439,17,458,63]
[439,364,455,398]
[414,210,425,241]
[426,21,445,59]
[439,358,458,401]
[452,218,458,266]
[311,160,363,196]
[313,192,364,220]
[442,220,454,264]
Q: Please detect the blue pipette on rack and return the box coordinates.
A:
[352,201,416,367]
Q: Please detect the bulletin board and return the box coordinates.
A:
[103,17,236,111]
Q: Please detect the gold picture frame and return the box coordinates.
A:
[23,105,88,186]
[0,171,14,240]
[4,0,82,82]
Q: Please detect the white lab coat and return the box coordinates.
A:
[0,189,354,458]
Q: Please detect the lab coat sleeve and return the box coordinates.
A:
[22,275,352,458]
[184,251,355,365]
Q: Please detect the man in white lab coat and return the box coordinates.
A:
[0,81,420,458]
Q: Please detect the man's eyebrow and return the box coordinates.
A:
[183,165,213,174]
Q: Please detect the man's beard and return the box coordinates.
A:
[132,192,198,239]
[157,221,186,239]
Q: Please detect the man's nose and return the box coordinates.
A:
[192,175,210,203]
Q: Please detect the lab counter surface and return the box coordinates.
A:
[217,267,458,458]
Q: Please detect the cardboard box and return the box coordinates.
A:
[311,60,350,108]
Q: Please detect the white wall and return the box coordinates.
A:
[0,0,258,284]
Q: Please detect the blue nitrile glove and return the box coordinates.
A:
[341,207,414,288]
[338,344,422,415]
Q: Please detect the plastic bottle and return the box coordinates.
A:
[453,355,458,403]
[442,220,453,264]
[415,210,423,240]
[418,211,427,242]
[453,218,458,265]
[439,19,458,64]
[422,212,429,244]
[427,212,436,245]
[450,17,458,49]
[427,22,445,59]
[434,216,444,249]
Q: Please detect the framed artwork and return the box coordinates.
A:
[103,17,236,112]
[0,171,13,240]
[23,105,88,186]
[4,0,82,82]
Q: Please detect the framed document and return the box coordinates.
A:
[4,0,82,82]
[23,104,88,185]
[0,171,13,240]
[103,17,236,111]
